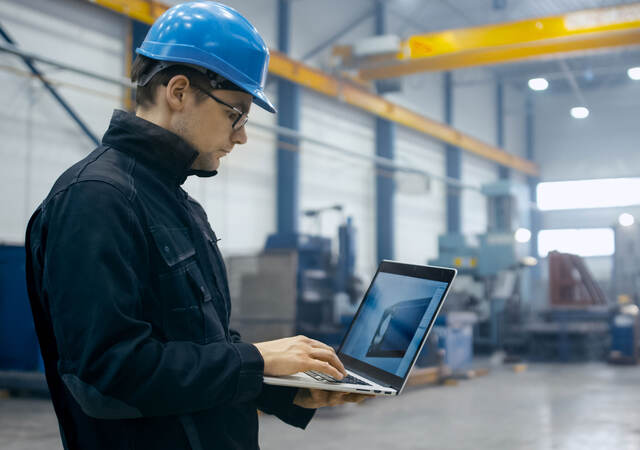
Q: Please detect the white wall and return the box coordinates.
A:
[454,71,497,147]
[299,90,377,278]
[0,0,126,244]
[394,127,446,265]
[385,72,445,121]
[453,70,500,235]
[504,84,527,159]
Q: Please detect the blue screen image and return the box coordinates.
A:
[341,271,448,377]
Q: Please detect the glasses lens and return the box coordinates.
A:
[234,114,249,130]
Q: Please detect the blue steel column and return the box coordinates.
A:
[375,0,395,261]
[526,93,540,279]
[276,0,301,236]
[376,119,395,261]
[445,72,461,234]
[497,80,510,179]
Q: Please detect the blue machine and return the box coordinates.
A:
[0,245,43,371]
[609,221,640,364]
[265,209,361,347]
[609,299,639,364]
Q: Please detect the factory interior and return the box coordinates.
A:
[1,0,640,448]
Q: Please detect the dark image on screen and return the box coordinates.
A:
[366,297,432,358]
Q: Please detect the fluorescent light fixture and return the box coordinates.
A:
[538,228,615,258]
[537,178,640,211]
[570,106,589,119]
[528,78,549,91]
[619,213,635,227]
[514,228,532,243]
[628,67,640,81]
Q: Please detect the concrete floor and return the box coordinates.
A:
[2,363,640,449]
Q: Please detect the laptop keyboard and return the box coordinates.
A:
[305,371,372,386]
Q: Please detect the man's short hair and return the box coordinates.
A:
[130,54,210,109]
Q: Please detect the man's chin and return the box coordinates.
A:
[192,158,220,172]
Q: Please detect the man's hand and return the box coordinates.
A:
[293,388,373,409]
[253,335,347,380]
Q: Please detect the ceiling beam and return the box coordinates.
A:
[358,3,640,80]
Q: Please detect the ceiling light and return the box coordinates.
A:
[628,67,640,81]
[619,213,635,227]
[515,228,532,243]
[570,107,589,119]
[528,78,548,91]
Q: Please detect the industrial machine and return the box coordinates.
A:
[526,251,611,362]
[228,206,363,348]
[429,181,535,358]
[609,219,640,363]
[609,295,640,364]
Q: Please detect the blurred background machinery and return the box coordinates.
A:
[228,206,364,348]
[608,219,640,364]
[429,180,535,363]
[526,251,611,362]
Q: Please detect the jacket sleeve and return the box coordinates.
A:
[229,328,315,429]
[39,181,264,419]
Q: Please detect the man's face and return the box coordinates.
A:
[173,87,252,172]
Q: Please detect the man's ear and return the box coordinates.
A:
[165,75,190,112]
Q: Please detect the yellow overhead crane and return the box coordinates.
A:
[87,0,538,176]
[355,3,640,80]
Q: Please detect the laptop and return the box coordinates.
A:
[263,260,457,396]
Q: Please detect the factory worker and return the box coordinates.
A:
[25,2,368,449]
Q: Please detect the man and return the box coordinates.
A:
[25,2,368,449]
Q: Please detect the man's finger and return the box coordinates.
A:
[307,359,344,380]
[309,348,347,377]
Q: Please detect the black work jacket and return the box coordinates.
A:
[25,110,314,450]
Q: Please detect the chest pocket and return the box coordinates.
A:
[150,226,225,344]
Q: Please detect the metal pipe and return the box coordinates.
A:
[250,121,481,192]
[0,41,133,88]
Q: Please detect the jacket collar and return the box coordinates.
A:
[101,109,217,185]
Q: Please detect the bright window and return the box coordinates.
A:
[537,178,640,210]
[538,228,615,258]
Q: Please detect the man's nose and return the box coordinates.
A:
[232,126,248,145]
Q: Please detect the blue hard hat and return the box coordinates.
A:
[136,1,276,113]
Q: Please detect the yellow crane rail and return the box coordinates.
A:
[359,3,640,79]
[88,0,538,176]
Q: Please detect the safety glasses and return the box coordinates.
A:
[193,85,249,130]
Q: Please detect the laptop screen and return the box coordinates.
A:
[339,269,450,379]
